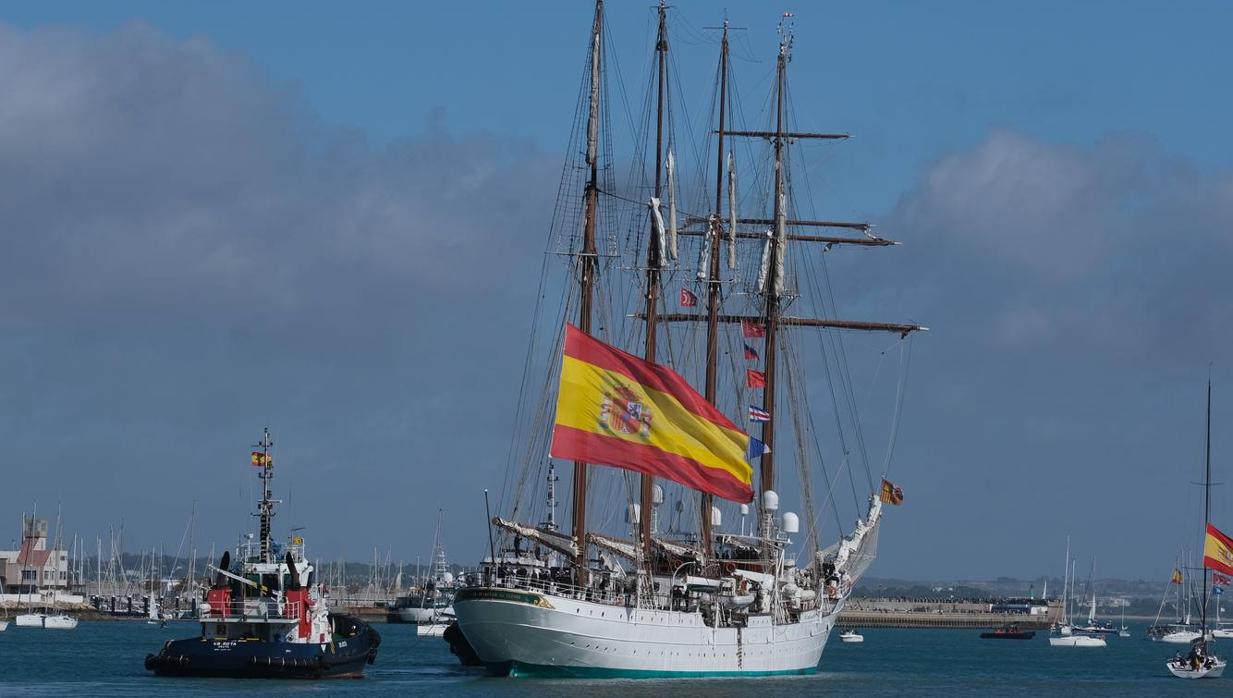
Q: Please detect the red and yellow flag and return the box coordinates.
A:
[251,451,272,467]
[550,325,754,503]
[880,478,904,505]
[1204,523,1233,576]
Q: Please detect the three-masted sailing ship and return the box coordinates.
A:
[451,2,923,677]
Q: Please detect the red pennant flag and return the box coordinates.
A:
[746,368,766,388]
[744,344,759,361]
[742,319,766,338]
[1215,572,1233,587]
[679,287,698,307]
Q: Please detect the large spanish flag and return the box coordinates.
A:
[1204,523,1233,576]
[551,324,754,503]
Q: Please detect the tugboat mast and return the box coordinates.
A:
[254,427,275,564]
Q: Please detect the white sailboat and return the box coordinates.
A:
[14,509,78,630]
[450,1,922,678]
[1050,544,1105,647]
[1165,380,1225,679]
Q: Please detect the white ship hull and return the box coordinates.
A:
[1160,630,1202,644]
[454,587,837,678]
[15,613,78,629]
[1048,634,1106,647]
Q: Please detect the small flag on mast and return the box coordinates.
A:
[1216,572,1232,587]
[747,436,770,460]
[748,406,771,423]
[742,319,766,338]
[879,478,904,505]
[251,451,272,467]
[679,287,698,307]
[744,344,759,361]
[746,368,766,388]
[1170,568,1183,585]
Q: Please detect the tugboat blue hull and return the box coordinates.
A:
[145,615,380,679]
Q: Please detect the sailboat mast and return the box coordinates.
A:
[638,0,668,566]
[571,0,604,577]
[700,19,730,559]
[1202,379,1212,632]
[759,31,790,501]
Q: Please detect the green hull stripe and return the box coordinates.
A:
[505,662,818,679]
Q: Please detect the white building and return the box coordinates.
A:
[0,517,69,594]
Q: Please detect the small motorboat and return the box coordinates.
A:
[980,623,1035,640]
[839,629,864,644]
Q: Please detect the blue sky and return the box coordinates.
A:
[1,1,1232,580]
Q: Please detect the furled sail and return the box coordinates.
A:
[756,230,772,292]
[649,197,667,267]
[666,150,679,260]
[774,189,786,295]
[727,151,737,270]
[586,30,601,166]
[696,216,714,281]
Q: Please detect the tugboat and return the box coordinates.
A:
[145,429,380,679]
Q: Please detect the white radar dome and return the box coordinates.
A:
[762,489,779,512]
[782,511,799,534]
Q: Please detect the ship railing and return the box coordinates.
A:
[201,598,302,622]
[490,574,636,607]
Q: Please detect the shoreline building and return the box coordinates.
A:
[0,517,69,594]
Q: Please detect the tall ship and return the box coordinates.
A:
[451,1,923,678]
[145,429,381,679]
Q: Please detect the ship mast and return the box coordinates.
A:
[699,18,730,560]
[571,0,604,580]
[255,427,274,564]
[758,24,791,505]
[638,0,669,569]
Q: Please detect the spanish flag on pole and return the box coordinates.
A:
[1204,523,1233,576]
[550,324,755,503]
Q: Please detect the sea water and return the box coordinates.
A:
[0,622,1225,697]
